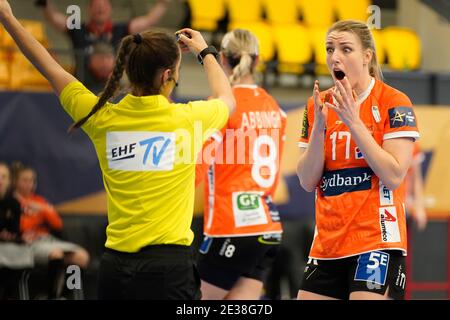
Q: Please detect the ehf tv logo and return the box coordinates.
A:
[107,132,175,171]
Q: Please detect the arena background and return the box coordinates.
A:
[1,0,450,299]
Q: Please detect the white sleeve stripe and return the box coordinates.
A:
[383,131,420,141]
[298,142,309,148]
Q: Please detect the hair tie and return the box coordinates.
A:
[133,33,142,44]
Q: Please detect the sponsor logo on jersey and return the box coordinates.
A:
[232,192,267,227]
[355,147,364,159]
[237,193,260,210]
[379,181,394,206]
[388,107,416,128]
[269,210,280,222]
[320,167,373,197]
[107,132,175,171]
[301,107,309,140]
[379,207,401,242]
[264,196,280,222]
[372,105,381,123]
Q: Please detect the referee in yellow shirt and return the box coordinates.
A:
[0,0,235,299]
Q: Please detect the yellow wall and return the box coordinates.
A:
[415,106,450,218]
[397,0,450,72]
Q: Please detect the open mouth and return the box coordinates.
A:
[334,70,345,80]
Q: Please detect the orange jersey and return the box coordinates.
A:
[19,194,63,237]
[197,85,286,237]
[299,78,419,259]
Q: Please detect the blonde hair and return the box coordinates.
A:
[328,20,383,80]
[221,29,259,84]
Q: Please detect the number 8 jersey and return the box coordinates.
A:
[299,78,420,259]
[196,85,287,237]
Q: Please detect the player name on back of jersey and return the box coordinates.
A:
[240,111,282,130]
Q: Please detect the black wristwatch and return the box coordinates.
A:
[197,46,219,65]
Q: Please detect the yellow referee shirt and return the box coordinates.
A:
[60,81,229,252]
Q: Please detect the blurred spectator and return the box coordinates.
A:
[0,162,33,299]
[12,163,89,299]
[405,143,427,231]
[0,162,21,244]
[85,41,116,93]
[37,0,171,89]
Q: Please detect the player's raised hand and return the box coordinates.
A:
[312,80,328,130]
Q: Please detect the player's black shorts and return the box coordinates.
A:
[300,250,406,300]
[98,244,201,300]
[197,233,282,290]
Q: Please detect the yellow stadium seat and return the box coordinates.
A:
[1,26,12,49]
[309,27,329,75]
[0,43,11,89]
[263,0,299,25]
[0,60,10,88]
[226,0,263,24]
[1,20,51,90]
[228,22,275,63]
[0,26,4,47]
[188,0,226,31]
[2,20,48,49]
[334,0,371,22]
[21,20,47,43]
[382,27,421,71]
[10,52,52,91]
[299,0,335,28]
[371,28,385,66]
[272,24,312,74]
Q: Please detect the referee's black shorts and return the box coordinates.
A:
[98,244,201,300]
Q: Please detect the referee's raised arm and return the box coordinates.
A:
[176,28,236,115]
[0,0,77,95]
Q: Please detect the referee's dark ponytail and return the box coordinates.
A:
[69,31,180,133]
